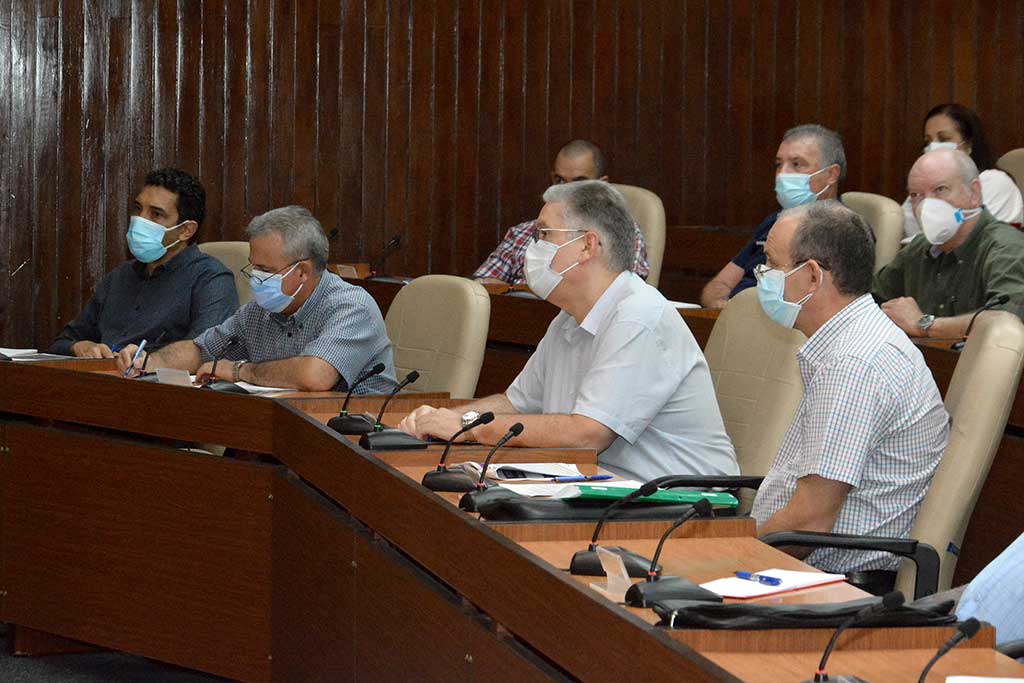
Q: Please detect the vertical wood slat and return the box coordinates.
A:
[5,0,1024,348]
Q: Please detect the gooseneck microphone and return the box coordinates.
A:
[456,423,524,510]
[374,234,403,276]
[197,338,250,394]
[952,294,1010,351]
[624,498,720,607]
[568,480,662,578]
[358,371,427,450]
[327,363,388,434]
[807,591,905,682]
[421,412,496,492]
[917,618,981,683]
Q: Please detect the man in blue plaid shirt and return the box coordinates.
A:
[473,139,649,286]
[751,200,950,577]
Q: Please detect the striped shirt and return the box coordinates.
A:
[751,294,950,573]
[957,532,1024,645]
[193,271,398,394]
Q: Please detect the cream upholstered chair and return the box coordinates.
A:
[996,148,1024,194]
[610,183,666,288]
[702,288,806,510]
[841,192,904,272]
[384,275,490,399]
[892,312,1024,596]
[198,241,253,306]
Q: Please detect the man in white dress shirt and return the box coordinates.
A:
[398,181,738,481]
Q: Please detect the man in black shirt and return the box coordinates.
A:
[50,168,238,357]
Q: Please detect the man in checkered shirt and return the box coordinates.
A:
[117,206,397,394]
[472,139,650,286]
[751,200,950,577]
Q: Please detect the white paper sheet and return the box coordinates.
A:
[667,300,702,309]
[496,480,644,497]
[0,347,39,357]
[486,463,582,480]
[700,568,847,599]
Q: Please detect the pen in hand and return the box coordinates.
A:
[124,339,148,377]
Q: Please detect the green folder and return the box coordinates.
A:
[571,485,738,509]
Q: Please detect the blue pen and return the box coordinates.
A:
[124,339,147,377]
[551,474,614,483]
[735,571,782,586]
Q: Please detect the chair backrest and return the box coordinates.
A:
[896,312,1024,595]
[996,148,1024,195]
[197,241,253,306]
[703,288,806,509]
[610,183,666,288]
[841,191,905,272]
[384,275,491,399]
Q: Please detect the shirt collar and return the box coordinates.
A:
[270,271,329,326]
[560,271,632,340]
[797,293,874,371]
[131,244,201,278]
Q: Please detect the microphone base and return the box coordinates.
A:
[359,428,428,450]
[327,413,376,435]
[457,485,498,511]
[624,576,723,608]
[200,380,251,395]
[570,547,659,579]
[802,677,870,682]
[422,469,478,492]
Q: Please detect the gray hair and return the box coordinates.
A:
[542,181,634,273]
[783,124,847,183]
[951,149,981,186]
[781,199,875,296]
[244,205,329,273]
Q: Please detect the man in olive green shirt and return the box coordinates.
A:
[872,149,1024,338]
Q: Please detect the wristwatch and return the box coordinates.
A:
[917,314,936,334]
[461,411,481,429]
[232,360,250,383]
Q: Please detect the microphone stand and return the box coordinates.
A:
[421,412,496,492]
[456,424,525,510]
[358,371,428,450]
[327,363,387,434]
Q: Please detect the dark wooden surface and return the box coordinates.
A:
[6,1,1024,347]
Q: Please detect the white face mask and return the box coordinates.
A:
[524,234,584,299]
[923,141,960,154]
[916,197,982,245]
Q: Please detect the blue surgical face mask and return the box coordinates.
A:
[755,262,813,329]
[775,167,832,209]
[127,215,186,263]
[249,261,303,313]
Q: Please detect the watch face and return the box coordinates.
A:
[461,411,480,427]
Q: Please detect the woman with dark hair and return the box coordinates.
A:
[901,103,1023,241]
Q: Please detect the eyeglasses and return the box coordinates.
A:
[241,258,308,284]
[753,261,805,280]
[530,226,586,243]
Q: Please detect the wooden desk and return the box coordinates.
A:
[354,278,1024,585]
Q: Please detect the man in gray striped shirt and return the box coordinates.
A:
[750,201,950,575]
[118,206,396,394]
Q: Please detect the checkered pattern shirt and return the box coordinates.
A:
[193,271,398,394]
[957,532,1024,644]
[472,219,650,285]
[751,294,950,573]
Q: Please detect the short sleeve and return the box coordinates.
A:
[572,319,688,444]
[789,358,894,487]
[300,297,388,387]
[193,307,248,362]
[506,334,549,413]
[980,169,1024,225]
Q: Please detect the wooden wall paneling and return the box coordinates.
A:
[104,11,131,289]
[749,0,779,220]
[498,0,525,241]
[220,0,247,237]
[0,0,11,339]
[680,0,707,225]
[55,0,85,337]
[246,0,272,222]
[951,0,978,109]
[794,0,819,125]
[635,0,663,207]
[590,0,618,180]
[430,0,457,275]
[859,0,887,197]
[973,0,1001,158]
[8,1,36,345]
[451,0,479,275]
[770,0,797,180]
[816,0,842,146]
[362,0,388,268]
[521,0,549,207]
[928,2,955,113]
[725,0,753,226]
[569,0,594,140]
[407,1,437,277]
[33,15,60,350]
[997,0,1024,151]
[383,0,411,275]
[293,0,318,212]
[614,1,639,194]
[176,0,203,179]
[317,0,342,251]
[545,1,572,190]
[270,0,296,208]
[154,0,178,167]
[837,0,865,191]
[200,0,226,241]
[128,0,156,206]
[473,0,504,267]
[338,0,366,261]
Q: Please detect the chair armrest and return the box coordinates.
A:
[758,530,940,599]
[997,639,1024,659]
[657,475,765,490]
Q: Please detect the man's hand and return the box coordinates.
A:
[195,360,231,385]
[72,340,115,359]
[880,296,927,336]
[397,405,463,440]
[115,344,147,376]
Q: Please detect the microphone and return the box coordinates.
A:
[357,371,427,450]
[327,362,388,434]
[457,423,524,510]
[373,233,402,276]
[806,591,905,682]
[624,498,721,607]
[568,479,663,578]
[195,337,250,394]
[421,412,496,492]
[917,618,981,683]
[952,294,1010,351]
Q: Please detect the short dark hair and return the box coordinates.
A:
[785,200,875,297]
[924,103,994,171]
[144,168,206,241]
[557,139,608,177]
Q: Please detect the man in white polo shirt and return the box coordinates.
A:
[398,181,737,481]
